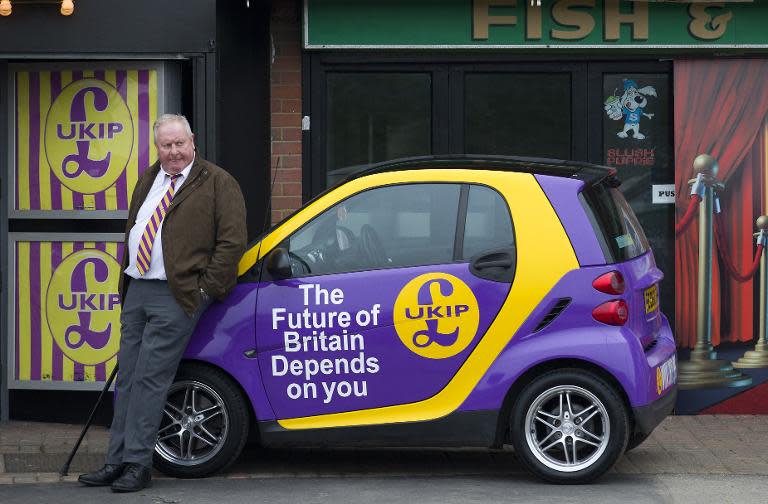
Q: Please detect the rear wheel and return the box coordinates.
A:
[510,369,628,484]
[625,431,651,452]
[153,363,249,478]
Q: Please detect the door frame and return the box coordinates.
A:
[307,53,599,198]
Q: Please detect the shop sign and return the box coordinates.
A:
[8,235,124,389]
[305,0,766,48]
[652,184,676,204]
[12,68,158,215]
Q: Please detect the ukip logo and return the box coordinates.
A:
[45,249,121,366]
[44,78,134,195]
[393,273,480,359]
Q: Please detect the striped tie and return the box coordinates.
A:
[136,173,182,275]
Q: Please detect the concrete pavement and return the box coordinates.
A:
[1,415,767,485]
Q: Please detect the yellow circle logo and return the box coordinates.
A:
[44,79,133,194]
[393,273,480,359]
[45,249,122,365]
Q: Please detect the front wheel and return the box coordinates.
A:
[153,363,250,478]
[510,369,629,484]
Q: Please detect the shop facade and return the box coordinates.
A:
[2,0,767,423]
[0,0,271,421]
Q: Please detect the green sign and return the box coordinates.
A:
[304,0,767,49]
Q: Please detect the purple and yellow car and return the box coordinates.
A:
[154,155,677,484]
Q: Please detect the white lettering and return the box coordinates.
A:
[322,381,336,404]
[356,309,371,327]
[272,307,286,330]
[272,355,288,376]
[284,331,301,352]
[287,383,302,399]
[322,380,369,404]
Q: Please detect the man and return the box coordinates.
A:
[78,114,247,492]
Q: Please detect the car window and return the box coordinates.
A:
[580,182,651,262]
[462,185,514,259]
[287,183,461,276]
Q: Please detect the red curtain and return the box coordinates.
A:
[674,59,768,348]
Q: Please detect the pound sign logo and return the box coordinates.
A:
[394,273,479,359]
[44,78,133,195]
[45,249,122,365]
[61,86,112,179]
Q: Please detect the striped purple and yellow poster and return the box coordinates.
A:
[14,69,158,212]
[12,237,124,387]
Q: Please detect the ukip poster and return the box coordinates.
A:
[10,235,124,388]
[13,68,157,214]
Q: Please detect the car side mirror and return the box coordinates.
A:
[266,247,292,280]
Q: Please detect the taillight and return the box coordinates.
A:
[593,271,625,294]
[592,300,629,326]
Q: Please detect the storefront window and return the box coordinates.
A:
[326,73,431,181]
[465,73,571,159]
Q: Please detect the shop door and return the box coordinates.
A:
[309,60,588,191]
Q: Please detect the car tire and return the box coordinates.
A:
[153,363,250,478]
[625,431,651,452]
[510,369,629,484]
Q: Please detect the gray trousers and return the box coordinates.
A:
[106,279,207,467]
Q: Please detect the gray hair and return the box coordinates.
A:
[153,113,193,142]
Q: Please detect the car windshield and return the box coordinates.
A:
[580,181,650,262]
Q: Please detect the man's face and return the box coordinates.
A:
[155,121,195,174]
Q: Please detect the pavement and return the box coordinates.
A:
[1,415,767,486]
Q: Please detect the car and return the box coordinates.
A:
[152,155,677,484]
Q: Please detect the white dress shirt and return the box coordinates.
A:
[125,159,194,280]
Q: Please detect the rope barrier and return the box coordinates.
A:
[675,194,702,236]
[713,218,763,283]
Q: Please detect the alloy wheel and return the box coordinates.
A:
[155,379,230,466]
[523,384,610,473]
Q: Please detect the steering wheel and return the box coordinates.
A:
[288,251,312,275]
[336,226,356,251]
[359,224,388,267]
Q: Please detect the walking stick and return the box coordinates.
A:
[59,364,118,476]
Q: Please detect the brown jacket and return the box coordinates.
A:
[119,156,247,315]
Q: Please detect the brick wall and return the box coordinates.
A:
[270,0,303,224]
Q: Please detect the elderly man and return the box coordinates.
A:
[78,114,247,492]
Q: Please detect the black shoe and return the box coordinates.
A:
[110,463,152,493]
[78,464,125,486]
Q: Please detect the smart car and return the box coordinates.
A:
[154,155,677,484]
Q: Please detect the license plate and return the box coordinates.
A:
[656,356,677,395]
[644,284,659,314]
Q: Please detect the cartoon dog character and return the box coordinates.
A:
[604,79,657,140]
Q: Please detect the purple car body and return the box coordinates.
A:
[159,156,677,484]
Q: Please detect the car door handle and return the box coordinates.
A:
[469,248,516,282]
[474,258,513,270]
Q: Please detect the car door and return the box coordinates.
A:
[254,180,516,425]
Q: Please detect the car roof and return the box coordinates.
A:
[245,155,618,256]
[328,155,616,187]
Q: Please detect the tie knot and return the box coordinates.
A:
[169,173,182,180]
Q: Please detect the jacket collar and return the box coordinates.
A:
[166,155,209,212]
[174,155,205,196]
[129,155,208,221]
